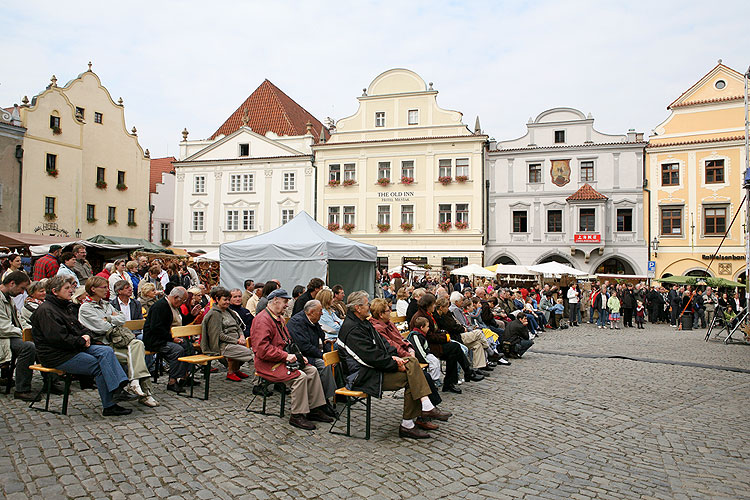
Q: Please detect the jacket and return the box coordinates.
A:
[287,310,325,361]
[249,308,298,383]
[31,294,92,367]
[78,299,126,344]
[411,309,450,357]
[110,297,144,322]
[292,290,314,316]
[201,307,243,356]
[607,295,621,313]
[143,297,179,351]
[72,259,93,283]
[337,309,398,398]
[0,290,22,339]
[406,329,429,364]
[405,299,419,324]
[228,303,252,337]
[369,317,412,358]
[621,290,635,309]
[503,318,529,345]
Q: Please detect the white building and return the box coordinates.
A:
[485,107,648,275]
[149,156,175,246]
[172,80,327,252]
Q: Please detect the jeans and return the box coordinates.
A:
[569,303,580,325]
[9,337,36,393]
[159,342,188,381]
[56,345,128,409]
[597,308,608,327]
[513,339,534,357]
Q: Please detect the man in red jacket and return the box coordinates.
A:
[250,288,332,430]
[33,245,62,280]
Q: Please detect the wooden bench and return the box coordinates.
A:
[123,319,145,331]
[245,371,288,418]
[21,329,74,415]
[323,350,372,439]
[177,354,224,400]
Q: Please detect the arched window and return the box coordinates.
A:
[595,258,634,275]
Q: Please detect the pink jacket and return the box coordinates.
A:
[249,308,298,382]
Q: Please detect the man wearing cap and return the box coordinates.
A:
[250,288,332,430]
[33,245,62,281]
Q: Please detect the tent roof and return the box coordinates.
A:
[528,262,588,276]
[451,264,496,278]
[0,231,77,248]
[193,249,220,262]
[87,235,170,253]
[220,211,377,262]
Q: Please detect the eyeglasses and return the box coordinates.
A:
[95,285,109,289]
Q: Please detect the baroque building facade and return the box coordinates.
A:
[0,105,25,233]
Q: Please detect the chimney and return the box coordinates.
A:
[626,128,637,142]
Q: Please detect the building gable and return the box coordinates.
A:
[668,63,746,109]
[185,127,306,161]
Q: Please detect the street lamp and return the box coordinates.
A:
[75,228,81,239]
[651,237,659,257]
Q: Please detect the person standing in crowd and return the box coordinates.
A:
[71,244,93,284]
[33,245,62,281]
[125,261,141,295]
[607,292,621,329]
[621,284,635,328]
[567,282,580,327]
[292,278,325,316]
[647,285,664,324]
[56,252,80,287]
[703,287,718,327]
[241,280,255,308]
[201,287,254,382]
[635,300,645,329]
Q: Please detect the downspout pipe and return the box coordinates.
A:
[15,145,23,232]
[643,150,651,262]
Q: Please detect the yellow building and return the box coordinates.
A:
[18,64,150,239]
[313,69,487,271]
[647,62,748,281]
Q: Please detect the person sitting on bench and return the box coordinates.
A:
[200,287,254,382]
[143,287,191,394]
[502,314,534,358]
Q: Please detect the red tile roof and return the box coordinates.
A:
[567,183,608,201]
[210,79,329,142]
[670,95,744,108]
[150,156,175,194]
[646,135,744,148]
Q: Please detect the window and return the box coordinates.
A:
[117,170,125,186]
[378,206,391,226]
[283,172,295,191]
[343,206,355,225]
[439,204,452,224]
[579,208,596,232]
[554,130,565,143]
[328,206,340,225]
[704,207,727,235]
[529,163,541,183]
[438,159,452,178]
[329,164,341,183]
[281,209,294,225]
[455,158,469,178]
[705,159,724,183]
[86,204,95,221]
[238,143,249,157]
[408,109,419,125]
[229,173,254,192]
[108,206,116,224]
[75,107,85,119]
[242,210,255,230]
[94,112,102,124]
[580,161,595,182]
[661,208,682,235]
[661,163,679,186]
[44,196,55,215]
[127,209,135,225]
[547,210,562,232]
[375,112,385,127]
[377,162,391,180]
[616,208,633,232]
[344,163,356,182]
[401,160,414,180]
[194,175,206,193]
[192,210,205,231]
[160,222,170,242]
[46,154,57,173]
[401,205,414,225]
[226,210,239,231]
[715,80,726,90]
[456,204,469,224]
[512,210,527,232]
[49,115,60,129]
[96,167,105,183]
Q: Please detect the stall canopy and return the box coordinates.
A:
[528,262,588,277]
[220,211,377,295]
[87,235,170,254]
[450,264,496,279]
[0,231,76,249]
[387,261,429,275]
[488,264,535,276]
[193,249,220,262]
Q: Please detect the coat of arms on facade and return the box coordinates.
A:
[550,159,571,187]
[718,263,732,275]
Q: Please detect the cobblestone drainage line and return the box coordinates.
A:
[531,350,750,374]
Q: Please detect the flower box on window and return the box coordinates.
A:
[342,179,356,186]
[327,222,340,231]
[377,177,391,186]
[438,176,452,185]
[455,221,468,230]
[401,176,414,185]
[87,217,97,223]
[400,222,413,232]
[438,221,452,232]
[160,238,172,247]
[117,183,128,191]
[96,180,107,189]
[328,179,340,187]
[343,223,355,233]
[127,221,138,227]
[52,126,62,135]
[44,213,57,221]
[108,220,117,225]
[47,169,59,177]
[455,175,468,183]
[377,223,390,233]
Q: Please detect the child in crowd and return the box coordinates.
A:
[635,300,645,329]
[608,293,621,329]
[550,298,566,329]
[407,316,442,387]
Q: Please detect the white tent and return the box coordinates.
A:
[450,263,496,278]
[388,261,429,275]
[193,249,220,262]
[494,264,534,276]
[528,262,588,277]
[219,211,378,295]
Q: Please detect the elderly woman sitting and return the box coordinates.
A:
[20,280,47,329]
[200,287,254,382]
[78,276,159,407]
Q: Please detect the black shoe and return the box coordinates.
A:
[442,384,462,394]
[166,383,185,394]
[307,407,334,423]
[322,401,336,417]
[49,384,65,395]
[252,384,273,397]
[112,387,137,402]
[103,404,133,416]
[479,365,494,372]
[487,361,498,367]
[289,413,316,430]
[466,371,485,382]
[178,378,200,388]
[14,391,40,402]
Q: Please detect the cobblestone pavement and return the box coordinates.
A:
[1,322,749,500]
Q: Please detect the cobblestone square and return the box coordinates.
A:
[2,323,749,499]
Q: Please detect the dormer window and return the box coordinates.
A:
[375,112,385,127]
[554,130,565,143]
[239,143,249,157]
[75,107,85,119]
[408,109,419,125]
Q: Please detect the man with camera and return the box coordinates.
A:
[249,288,332,430]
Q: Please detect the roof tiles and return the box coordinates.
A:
[149,156,175,194]
[567,183,608,201]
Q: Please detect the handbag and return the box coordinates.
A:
[107,325,136,349]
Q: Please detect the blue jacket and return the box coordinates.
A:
[286,310,324,360]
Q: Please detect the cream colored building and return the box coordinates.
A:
[313,69,487,271]
[18,65,150,238]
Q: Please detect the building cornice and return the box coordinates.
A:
[646,135,744,150]
[314,134,487,149]
[488,141,646,155]
[174,154,312,167]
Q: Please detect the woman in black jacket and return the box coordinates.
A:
[30,276,131,416]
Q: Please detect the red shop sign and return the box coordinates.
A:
[574,233,601,243]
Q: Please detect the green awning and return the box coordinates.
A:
[87,235,171,253]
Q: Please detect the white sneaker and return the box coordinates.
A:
[529,333,536,340]
[126,380,146,397]
[498,358,510,365]
[139,395,159,407]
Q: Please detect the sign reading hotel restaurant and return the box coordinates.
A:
[376,191,415,202]
[574,233,601,243]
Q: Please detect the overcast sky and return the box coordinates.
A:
[3,1,749,158]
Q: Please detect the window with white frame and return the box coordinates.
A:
[375,112,385,127]
[238,143,249,157]
[377,205,390,226]
[229,174,254,192]
[281,209,294,224]
[194,175,206,194]
[329,164,341,183]
[616,208,633,232]
[407,109,419,125]
[226,209,239,231]
[242,209,255,230]
[401,160,414,180]
[160,222,170,241]
[512,210,527,233]
[377,162,391,180]
[344,163,356,182]
[529,163,542,183]
[438,159,452,178]
[328,206,340,225]
[438,204,452,224]
[579,208,596,232]
[343,206,355,225]
[192,210,204,231]
[580,160,595,182]
[455,158,469,178]
[283,172,295,191]
[401,205,414,225]
[456,204,469,224]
